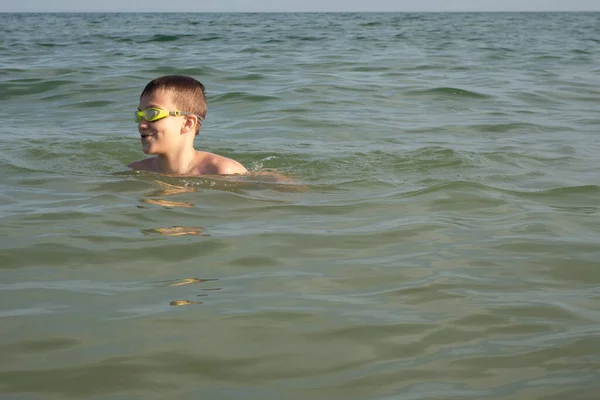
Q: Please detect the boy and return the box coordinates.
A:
[128,75,248,176]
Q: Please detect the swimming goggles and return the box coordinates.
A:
[135,108,203,124]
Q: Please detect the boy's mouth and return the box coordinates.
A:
[140,132,155,138]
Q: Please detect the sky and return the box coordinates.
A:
[2,0,599,12]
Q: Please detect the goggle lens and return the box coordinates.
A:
[135,108,167,123]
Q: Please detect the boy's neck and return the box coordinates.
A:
[155,148,198,175]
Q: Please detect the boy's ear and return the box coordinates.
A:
[182,115,197,134]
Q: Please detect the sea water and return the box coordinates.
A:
[1,12,600,399]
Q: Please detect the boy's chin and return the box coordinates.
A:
[142,144,156,155]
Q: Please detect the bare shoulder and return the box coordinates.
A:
[215,157,248,175]
[200,152,248,175]
[128,157,156,171]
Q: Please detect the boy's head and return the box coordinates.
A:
[140,75,206,134]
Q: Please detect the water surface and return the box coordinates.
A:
[1,12,600,399]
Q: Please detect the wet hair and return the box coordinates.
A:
[141,75,206,134]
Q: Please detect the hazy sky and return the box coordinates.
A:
[2,0,599,12]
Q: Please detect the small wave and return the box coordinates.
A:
[412,64,437,71]
[360,21,382,27]
[404,182,600,206]
[480,46,516,53]
[145,34,180,43]
[143,34,222,42]
[480,150,577,168]
[409,64,472,72]
[397,147,475,170]
[240,47,262,53]
[143,34,200,43]
[0,79,75,100]
[148,170,304,194]
[405,87,490,99]
[36,42,63,48]
[570,49,591,55]
[110,36,134,43]
[469,122,555,134]
[347,65,391,73]
[197,36,223,41]
[262,38,284,44]
[71,100,114,108]
[399,181,497,198]
[228,73,265,81]
[513,91,561,105]
[210,91,279,104]
[284,35,327,41]
[2,338,80,353]
[528,185,600,197]
[141,66,219,77]
[532,54,564,61]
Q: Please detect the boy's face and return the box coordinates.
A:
[137,89,188,155]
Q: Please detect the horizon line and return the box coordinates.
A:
[2,10,600,13]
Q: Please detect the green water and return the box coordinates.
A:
[1,12,600,399]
